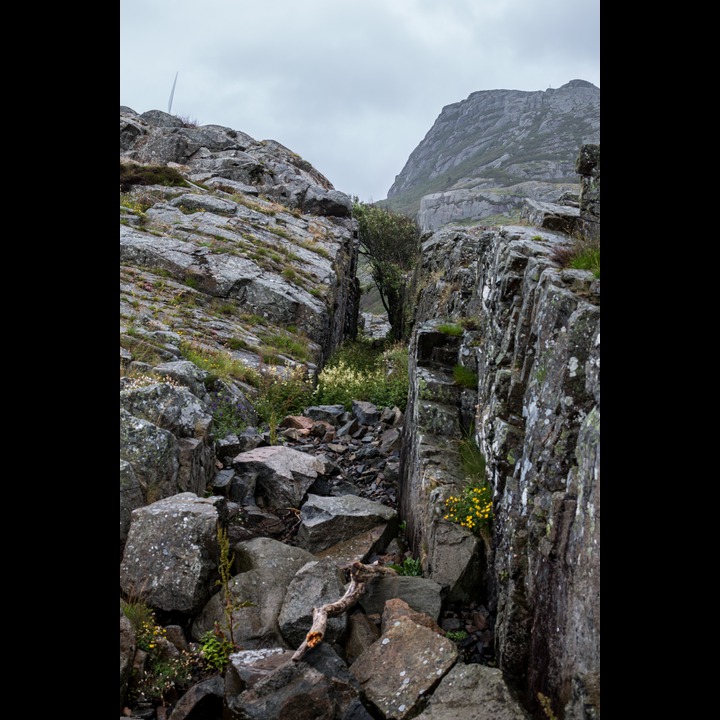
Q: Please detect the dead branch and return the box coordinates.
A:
[291,562,398,662]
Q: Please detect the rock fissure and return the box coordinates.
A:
[120,106,598,720]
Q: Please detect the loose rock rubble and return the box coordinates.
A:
[209,400,498,666]
[120,399,506,720]
[211,401,405,548]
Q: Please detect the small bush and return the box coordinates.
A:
[446,630,468,642]
[199,628,235,672]
[444,431,493,535]
[131,652,195,705]
[121,600,195,705]
[313,340,409,411]
[254,364,315,443]
[459,317,479,331]
[173,114,199,128]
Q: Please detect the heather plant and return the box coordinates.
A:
[120,161,190,192]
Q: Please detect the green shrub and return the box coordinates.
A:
[121,598,156,641]
[131,653,195,705]
[207,389,255,438]
[254,364,315,443]
[199,627,235,672]
[121,600,195,705]
[444,481,493,535]
[313,340,409,411]
[446,630,468,642]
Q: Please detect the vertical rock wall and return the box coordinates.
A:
[399,222,599,719]
[576,144,600,241]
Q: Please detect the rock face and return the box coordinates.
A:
[120,106,359,374]
[120,106,361,540]
[398,156,600,718]
[384,80,599,230]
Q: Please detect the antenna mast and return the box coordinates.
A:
[168,71,179,114]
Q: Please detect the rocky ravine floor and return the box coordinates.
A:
[224,403,498,667]
[122,400,502,720]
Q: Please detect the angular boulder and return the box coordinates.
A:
[296,493,398,554]
[119,493,222,614]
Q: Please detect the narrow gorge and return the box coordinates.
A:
[120,107,599,720]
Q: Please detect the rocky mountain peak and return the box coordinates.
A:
[383,79,599,230]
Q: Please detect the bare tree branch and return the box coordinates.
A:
[291,562,398,662]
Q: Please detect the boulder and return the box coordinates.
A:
[119,493,222,614]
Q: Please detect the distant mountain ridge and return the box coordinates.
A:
[383,79,599,230]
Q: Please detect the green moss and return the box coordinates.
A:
[453,364,478,389]
[438,323,463,336]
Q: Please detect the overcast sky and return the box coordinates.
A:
[120,0,600,203]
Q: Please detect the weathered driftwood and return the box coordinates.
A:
[291,562,398,662]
